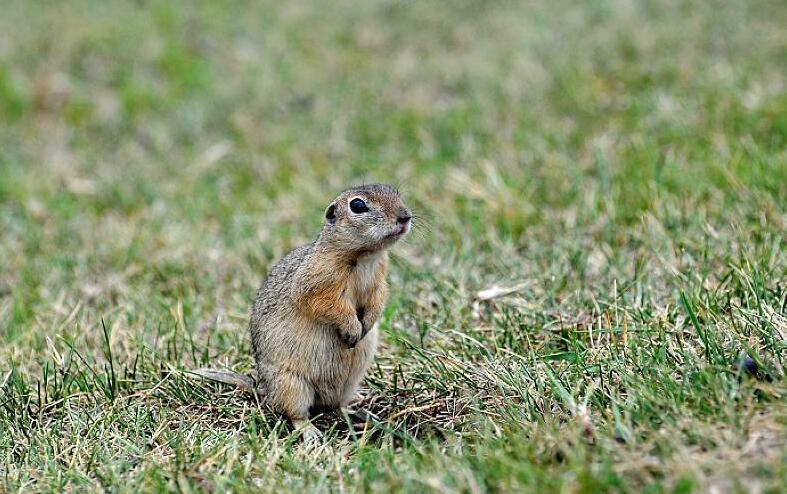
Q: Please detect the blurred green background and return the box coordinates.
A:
[1,0,785,492]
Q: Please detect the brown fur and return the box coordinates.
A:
[194,184,410,440]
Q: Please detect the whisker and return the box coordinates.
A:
[394,177,413,197]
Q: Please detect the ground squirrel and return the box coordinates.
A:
[194,184,411,440]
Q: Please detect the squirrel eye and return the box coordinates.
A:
[349,198,369,214]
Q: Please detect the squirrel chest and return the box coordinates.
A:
[344,252,387,307]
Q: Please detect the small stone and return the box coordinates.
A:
[732,357,772,382]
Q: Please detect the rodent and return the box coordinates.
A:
[193,183,411,441]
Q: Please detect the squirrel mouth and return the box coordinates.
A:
[387,224,409,238]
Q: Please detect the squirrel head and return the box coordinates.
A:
[321,184,411,254]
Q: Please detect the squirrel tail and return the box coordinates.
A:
[190,368,256,392]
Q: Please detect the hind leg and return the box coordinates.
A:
[268,371,321,442]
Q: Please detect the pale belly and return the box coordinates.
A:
[259,317,379,409]
[308,323,378,407]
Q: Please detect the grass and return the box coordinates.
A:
[1,0,785,492]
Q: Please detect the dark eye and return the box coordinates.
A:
[349,198,369,214]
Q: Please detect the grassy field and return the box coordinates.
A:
[1,0,786,492]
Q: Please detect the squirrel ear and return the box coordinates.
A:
[325,204,337,224]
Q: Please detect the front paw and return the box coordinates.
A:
[339,319,363,348]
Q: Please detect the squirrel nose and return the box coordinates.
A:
[396,214,411,225]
